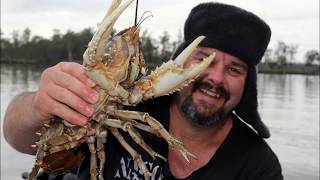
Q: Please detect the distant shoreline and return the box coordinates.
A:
[257,62,319,75]
[1,61,319,75]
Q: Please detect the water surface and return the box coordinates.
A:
[1,64,319,179]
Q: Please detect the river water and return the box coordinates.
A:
[1,64,319,179]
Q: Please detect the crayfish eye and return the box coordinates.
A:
[103,36,129,67]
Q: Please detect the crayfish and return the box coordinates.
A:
[28,0,215,179]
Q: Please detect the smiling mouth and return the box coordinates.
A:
[199,86,221,99]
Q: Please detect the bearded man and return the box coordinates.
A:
[4,2,283,180]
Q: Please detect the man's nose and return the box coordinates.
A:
[205,63,225,85]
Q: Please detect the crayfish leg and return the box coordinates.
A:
[111,110,196,163]
[86,136,98,180]
[27,165,40,180]
[110,127,151,180]
[96,126,108,180]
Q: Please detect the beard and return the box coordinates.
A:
[180,96,227,126]
[178,79,230,126]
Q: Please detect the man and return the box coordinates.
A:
[4,2,283,180]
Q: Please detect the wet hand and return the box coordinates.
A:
[32,62,99,126]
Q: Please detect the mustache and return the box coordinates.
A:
[193,80,230,101]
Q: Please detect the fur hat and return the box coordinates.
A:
[172,2,271,138]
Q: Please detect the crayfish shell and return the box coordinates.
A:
[40,148,85,175]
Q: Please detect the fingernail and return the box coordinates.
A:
[89,92,99,103]
[86,105,95,116]
[78,117,88,126]
[87,78,96,87]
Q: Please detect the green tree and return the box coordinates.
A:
[1,37,13,62]
[48,29,64,64]
[158,31,173,61]
[21,28,31,45]
[274,41,288,66]
[141,30,159,64]
[287,45,298,63]
[11,30,21,48]
[263,49,273,63]
[63,30,76,61]
[274,41,299,65]
[305,50,320,65]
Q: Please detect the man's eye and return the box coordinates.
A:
[190,55,204,62]
[228,67,242,76]
[191,51,210,61]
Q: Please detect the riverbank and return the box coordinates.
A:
[257,62,319,75]
[1,61,319,75]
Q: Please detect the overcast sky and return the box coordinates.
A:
[1,0,319,62]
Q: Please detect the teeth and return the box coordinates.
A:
[43,123,50,128]
[200,88,220,98]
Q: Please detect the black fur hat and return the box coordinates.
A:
[172,2,271,138]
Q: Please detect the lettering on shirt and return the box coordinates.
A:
[114,156,165,180]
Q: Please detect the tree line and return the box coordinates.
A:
[263,41,319,66]
[1,27,319,69]
[0,28,180,68]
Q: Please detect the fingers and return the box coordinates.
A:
[57,62,96,88]
[32,61,99,126]
[47,83,95,118]
[51,70,98,104]
[44,93,89,126]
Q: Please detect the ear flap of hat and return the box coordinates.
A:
[235,67,270,138]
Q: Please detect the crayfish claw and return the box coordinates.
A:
[173,36,205,65]
[140,36,215,99]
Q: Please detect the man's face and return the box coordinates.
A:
[176,47,248,126]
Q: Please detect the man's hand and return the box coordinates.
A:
[32,62,99,126]
[3,61,99,154]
